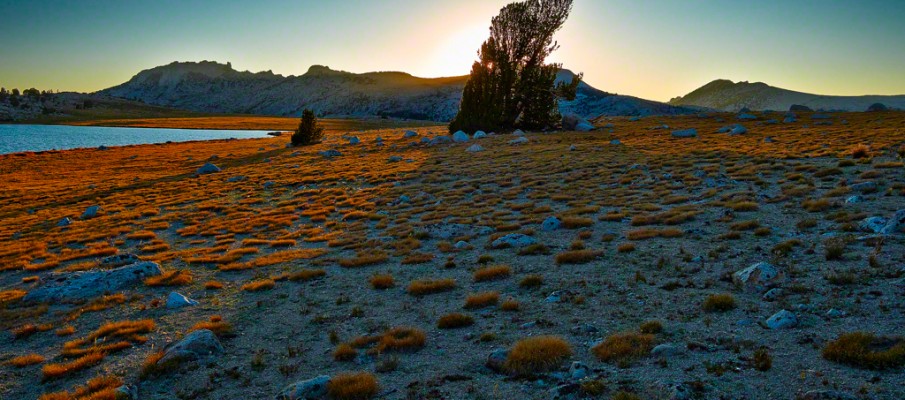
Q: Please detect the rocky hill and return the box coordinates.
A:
[669,79,905,112]
[99,61,695,121]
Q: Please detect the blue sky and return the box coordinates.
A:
[1,0,903,101]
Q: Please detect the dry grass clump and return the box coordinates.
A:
[617,243,636,253]
[333,343,358,362]
[327,371,379,400]
[62,320,155,358]
[376,327,426,353]
[464,291,499,309]
[437,312,474,329]
[850,144,871,159]
[42,351,104,379]
[802,198,831,212]
[561,217,594,229]
[369,274,395,289]
[204,280,224,290]
[144,269,193,286]
[639,320,663,334]
[401,252,434,264]
[407,278,456,296]
[727,201,759,212]
[519,274,544,288]
[0,289,26,303]
[38,375,123,400]
[338,250,389,268]
[611,391,643,400]
[242,278,275,292]
[703,293,736,312]
[555,249,603,264]
[591,332,655,365]
[822,332,905,370]
[7,353,45,367]
[517,243,550,255]
[288,268,326,282]
[753,348,773,371]
[473,265,512,282]
[504,335,572,375]
[500,298,520,311]
[626,228,682,240]
[189,315,234,337]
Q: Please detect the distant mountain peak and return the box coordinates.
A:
[670,79,904,112]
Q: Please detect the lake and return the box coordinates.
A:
[0,124,275,154]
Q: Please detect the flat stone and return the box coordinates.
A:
[733,262,781,290]
[491,233,537,248]
[166,292,199,309]
[766,309,798,329]
[671,129,697,138]
[158,329,224,365]
[196,163,221,174]
[276,375,331,400]
[24,261,163,303]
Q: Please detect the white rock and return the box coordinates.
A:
[733,262,781,290]
[166,292,198,309]
[766,309,798,329]
[81,205,101,219]
[466,144,484,153]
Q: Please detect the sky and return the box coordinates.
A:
[1,0,904,102]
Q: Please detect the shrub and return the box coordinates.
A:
[204,280,224,290]
[473,265,512,282]
[703,293,736,312]
[500,298,521,311]
[555,249,602,264]
[327,371,379,400]
[242,278,275,292]
[407,279,456,296]
[144,269,192,286]
[376,327,426,353]
[42,351,104,379]
[464,291,499,309]
[519,274,544,288]
[850,144,870,159]
[753,347,772,371]
[288,268,326,282]
[591,332,654,365]
[334,344,357,362]
[639,320,663,334]
[562,217,594,229]
[824,237,846,260]
[822,332,905,370]
[291,109,324,146]
[190,315,234,337]
[369,274,394,289]
[611,392,642,400]
[437,313,474,329]
[617,243,636,253]
[504,335,573,375]
[338,251,389,268]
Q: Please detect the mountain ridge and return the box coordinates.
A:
[669,79,905,112]
[98,61,697,122]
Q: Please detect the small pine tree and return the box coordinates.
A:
[292,109,324,146]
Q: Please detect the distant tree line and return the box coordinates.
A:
[0,87,57,109]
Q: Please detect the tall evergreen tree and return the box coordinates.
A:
[291,109,324,146]
[450,0,580,133]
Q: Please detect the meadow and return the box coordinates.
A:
[0,111,903,400]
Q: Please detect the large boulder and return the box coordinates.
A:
[157,329,224,365]
[729,125,747,135]
[880,209,905,235]
[452,131,470,143]
[276,375,331,400]
[196,163,221,175]
[789,104,813,112]
[859,217,888,233]
[473,131,488,139]
[866,103,888,112]
[24,261,163,303]
[430,135,453,145]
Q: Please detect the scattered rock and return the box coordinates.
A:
[158,329,224,365]
[424,223,493,240]
[799,390,857,400]
[430,136,453,145]
[762,288,783,302]
[486,349,509,373]
[387,156,403,163]
[568,361,590,380]
[196,163,221,175]
[737,113,757,120]
[766,309,798,329]
[24,262,163,303]
[348,137,360,145]
[811,114,832,120]
[859,216,887,233]
[671,129,697,138]
[729,125,747,135]
[452,131,470,143]
[100,253,141,268]
[466,144,484,153]
[166,292,199,309]
[473,131,487,139]
[454,241,469,249]
[562,113,592,131]
[651,343,684,358]
[844,195,863,204]
[783,117,797,123]
[57,217,72,227]
[569,144,576,151]
[318,149,342,158]
[509,136,529,145]
[850,181,877,193]
[610,139,622,145]
[491,233,537,248]
[880,209,905,235]
[81,205,101,219]
[227,175,246,182]
[733,262,781,290]
[513,129,525,136]
[541,216,561,231]
[276,375,331,400]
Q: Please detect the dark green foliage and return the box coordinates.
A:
[291,109,324,146]
[449,0,581,133]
